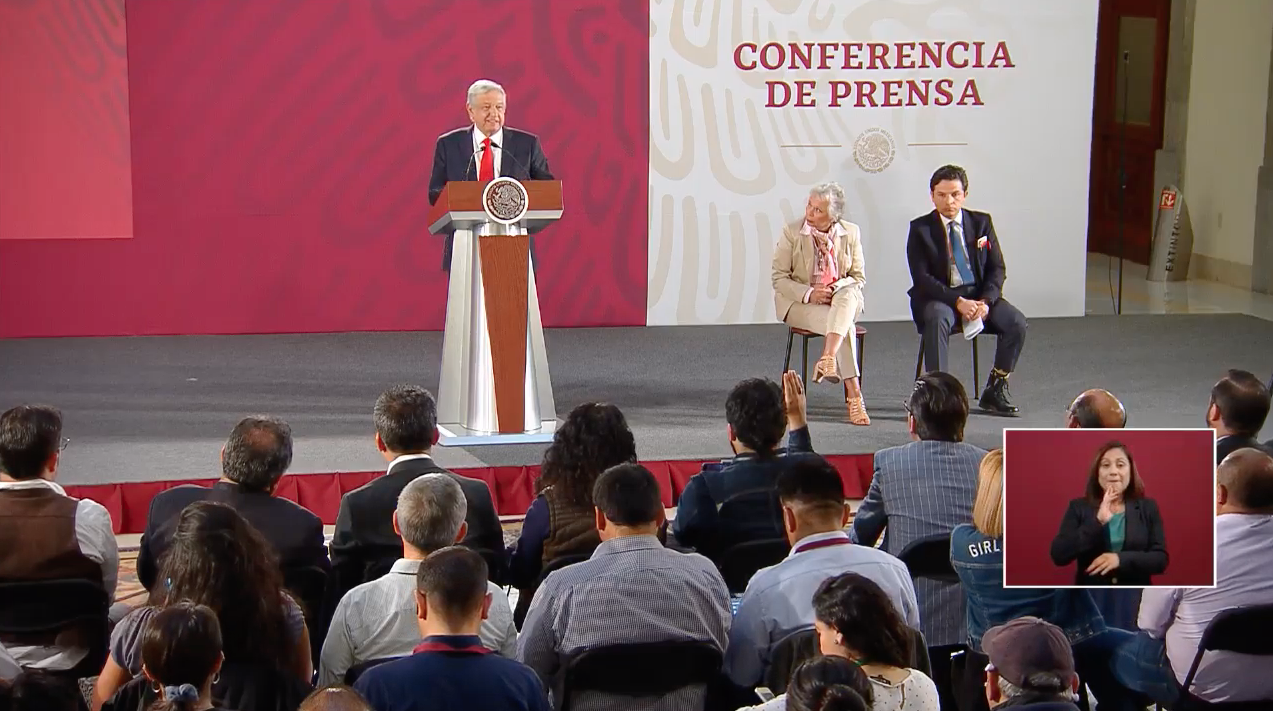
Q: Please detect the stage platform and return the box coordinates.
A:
[3,315,1270,529]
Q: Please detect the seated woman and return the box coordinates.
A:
[506,403,637,620]
[772,182,869,425]
[137,602,229,711]
[743,655,873,711]
[1050,441,1168,586]
[952,449,1130,709]
[92,502,312,710]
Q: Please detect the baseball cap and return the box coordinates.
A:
[982,616,1075,688]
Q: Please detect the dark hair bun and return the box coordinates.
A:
[813,686,869,711]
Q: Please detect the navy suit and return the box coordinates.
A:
[906,209,1027,375]
[428,126,554,271]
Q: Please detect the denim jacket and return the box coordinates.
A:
[950,524,1106,652]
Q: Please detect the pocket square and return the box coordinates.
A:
[977,236,989,249]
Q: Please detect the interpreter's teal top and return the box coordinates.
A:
[1105,512,1126,553]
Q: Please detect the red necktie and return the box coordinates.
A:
[478,137,494,181]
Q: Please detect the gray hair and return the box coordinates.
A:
[809,182,846,222]
[396,474,467,554]
[997,674,1077,702]
[467,79,505,106]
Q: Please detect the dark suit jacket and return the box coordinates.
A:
[1049,497,1168,586]
[137,481,329,591]
[328,456,505,598]
[427,126,554,271]
[1216,435,1273,465]
[905,209,1007,325]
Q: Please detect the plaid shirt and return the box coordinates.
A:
[516,534,731,711]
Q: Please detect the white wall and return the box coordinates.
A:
[1183,0,1273,268]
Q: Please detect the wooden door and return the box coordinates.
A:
[1087,0,1171,263]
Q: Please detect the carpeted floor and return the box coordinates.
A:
[1,314,1270,485]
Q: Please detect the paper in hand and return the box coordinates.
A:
[963,316,984,340]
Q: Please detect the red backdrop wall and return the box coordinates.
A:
[0,0,648,337]
[1003,429,1215,587]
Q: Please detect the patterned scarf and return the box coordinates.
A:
[808,223,838,286]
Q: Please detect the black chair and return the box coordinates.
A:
[282,565,330,669]
[343,656,403,686]
[513,553,592,630]
[915,328,981,398]
[783,326,868,387]
[1173,602,1273,710]
[555,640,722,711]
[898,533,959,584]
[471,547,507,586]
[0,579,109,680]
[717,538,791,595]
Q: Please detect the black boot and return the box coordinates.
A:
[978,372,1019,416]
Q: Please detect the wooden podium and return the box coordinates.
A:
[426,179,561,444]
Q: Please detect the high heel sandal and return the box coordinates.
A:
[846,396,871,426]
[812,355,841,384]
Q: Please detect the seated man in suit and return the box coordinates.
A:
[1066,389,1127,429]
[330,384,504,599]
[1206,369,1271,464]
[907,164,1027,415]
[0,405,118,672]
[724,456,919,692]
[137,415,326,591]
[518,464,731,711]
[428,78,554,271]
[320,474,516,685]
[850,371,984,711]
[673,371,815,564]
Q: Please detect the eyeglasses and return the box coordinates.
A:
[59,437,70,452]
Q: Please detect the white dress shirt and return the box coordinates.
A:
[0,477,118,670]
[319,557,518,685]
[939,210,972,287]
[1138,513,1273,702]
[472,126,504,178]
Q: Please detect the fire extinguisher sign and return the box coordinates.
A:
[1159,189,1177,210]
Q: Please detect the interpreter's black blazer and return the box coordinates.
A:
[1049,497,1168,586]
[137,481,329,591]
[328,456,506,599]
[905,209,1007,325]
[427,126,554,271]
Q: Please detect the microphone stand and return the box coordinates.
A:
[1115,50,1129,315]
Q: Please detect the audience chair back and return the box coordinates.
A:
[343,656,404,686]
[471,547,507,586]
[1177,602,1273,711]
[556,640,723,711]
[764,628,819,695]
[717,538,791,595]
[0,579,109,679]
[898,533,959,583]
[283,564,330,668]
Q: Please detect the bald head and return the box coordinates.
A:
[1067,389,1126,429]
[1217,448,1273,514]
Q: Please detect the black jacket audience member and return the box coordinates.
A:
[137,415,328,591]
[1206,369,1272,464]
[93,502,312,709]
[330,385,505,598]
[982,617,1082,711]
[354,547,549,711]
[137,603,229,711]
[673,371,817,563]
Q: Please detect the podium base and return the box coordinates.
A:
[437,420,559,446]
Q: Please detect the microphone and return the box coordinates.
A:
[464,143,486,181]
[487,139,532,180]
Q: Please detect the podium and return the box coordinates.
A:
[426,178,562,444]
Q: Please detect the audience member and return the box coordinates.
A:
[331,385,504,598]
[0,671,84,711]
[1064,389,1126,429]
[92,502,311,710]
[1102,448,1273,706]
[951,450,1127,709]
[0,405,118,672]
[849,372,983,706]
[320,474,516,685]
[517,463,730,711]
[726,457,919,689]
[136,415,328,591]
[1207,369,1271,463]
[744,655,874,711]
[301,686,374,711]
[354,547,548,711]
[506,403,637,613]
[137,603,229,711]
[982,618,1081,711]
[811,574,940,710]
[674,371,818,563]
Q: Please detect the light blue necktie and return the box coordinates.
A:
[949,220,974,284]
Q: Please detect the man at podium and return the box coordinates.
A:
[428,79,555,271]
